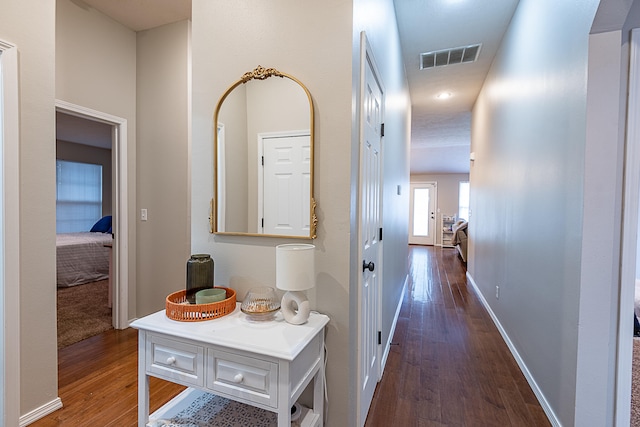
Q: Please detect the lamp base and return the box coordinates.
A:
[281,291,310,325]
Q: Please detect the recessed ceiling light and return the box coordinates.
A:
[436,92,452,100]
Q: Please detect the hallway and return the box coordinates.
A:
[365,246,550,426]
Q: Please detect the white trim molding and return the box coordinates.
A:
[19,398,63,427]
[1,38,21,427]
[466,272,560,427]
[55,100,130,330]
[379,274,407,373]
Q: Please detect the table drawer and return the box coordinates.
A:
[207,349,278,408]
[146,334,204,387]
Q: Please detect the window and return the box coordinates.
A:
[56,160,102,233]
[459,181,470,221]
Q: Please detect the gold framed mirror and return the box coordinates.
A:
[211,66,317,238]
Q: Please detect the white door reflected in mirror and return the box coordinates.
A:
[212,66,316,238]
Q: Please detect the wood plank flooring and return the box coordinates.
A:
[31,245,548,426]
[30,328,185,427]
[365,246,550,427]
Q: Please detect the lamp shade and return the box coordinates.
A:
[276,244,315,291]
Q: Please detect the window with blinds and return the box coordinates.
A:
[56,160,102,233]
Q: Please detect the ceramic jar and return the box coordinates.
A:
[186,254,214,304]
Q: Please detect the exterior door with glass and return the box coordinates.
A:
[409,182,436,245]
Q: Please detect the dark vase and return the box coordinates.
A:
[186,254,214,304]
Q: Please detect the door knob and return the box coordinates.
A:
[363,261,375,272]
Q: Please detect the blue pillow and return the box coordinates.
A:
[90,215,112,233]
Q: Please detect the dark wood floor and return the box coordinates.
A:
[30,327,185,427]
[365,246,550,426]
[31,245,549,426]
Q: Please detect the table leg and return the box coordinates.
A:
[138,330,150,426]
[313,363,324,426]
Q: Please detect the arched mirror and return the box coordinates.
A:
[211,66,317,238]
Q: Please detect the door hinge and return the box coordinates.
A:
[379,227,383,241]
[261,156,264,166]
[380,123,385,137]
[377,331,382,345]
[261,218,264,228]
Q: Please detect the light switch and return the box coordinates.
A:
[141,208,148,221]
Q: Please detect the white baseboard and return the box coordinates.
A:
[466,272,561,427]
[380,274,408,376]
[19,397,62,426]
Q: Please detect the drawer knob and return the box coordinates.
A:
[166,356,176,365]
[233,373,244,384]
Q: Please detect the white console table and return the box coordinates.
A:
[131,304,329,427]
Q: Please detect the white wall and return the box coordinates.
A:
[136,20,191,316]
[0,0,56,419]
[191,2,354,424]
[56,0,138,319]
[575,0,640,423]
[191,1,410,425]
[469,0,599,425]
[218,84,249,232]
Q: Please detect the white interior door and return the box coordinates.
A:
[358,33,383,427]
[409,182,436,245]
[261,132,310,236]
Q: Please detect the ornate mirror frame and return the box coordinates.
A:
[210,66,317,239]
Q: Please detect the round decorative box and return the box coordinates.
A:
[166,287,236,322]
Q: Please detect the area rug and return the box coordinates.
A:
[57,279,113,349]
[152,389,277,427]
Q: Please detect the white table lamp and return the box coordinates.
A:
[276,244,315,325]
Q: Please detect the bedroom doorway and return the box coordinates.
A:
[55,101,129,331]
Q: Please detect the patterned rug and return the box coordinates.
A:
[152,390,277,427]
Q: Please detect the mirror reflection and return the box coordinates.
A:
[212,66,316,238]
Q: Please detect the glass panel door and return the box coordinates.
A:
[409,182,436,245]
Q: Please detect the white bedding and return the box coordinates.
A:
[636,279,640,319]
[56,232,112,287]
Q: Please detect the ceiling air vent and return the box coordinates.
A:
[420,44,481,70]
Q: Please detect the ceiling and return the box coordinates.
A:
[59,0,520,175]
[395,0,520,174]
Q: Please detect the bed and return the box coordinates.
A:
[56,216,113,287]
[636,279,640,320]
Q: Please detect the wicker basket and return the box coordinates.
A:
[165,287,236,322]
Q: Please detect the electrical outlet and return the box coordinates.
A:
[495,285,500,299]
[141,208,148,221]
